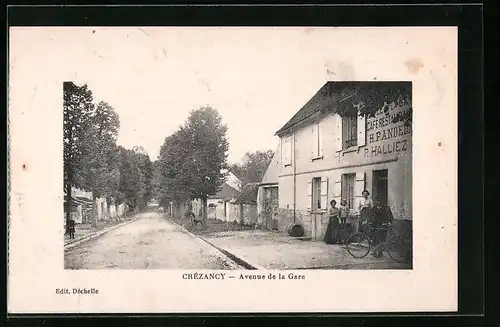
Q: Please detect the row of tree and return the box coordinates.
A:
[63,82,153,226]
[152,106,276,223]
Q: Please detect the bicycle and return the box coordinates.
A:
[345,222,411,263]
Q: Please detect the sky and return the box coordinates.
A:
[59,27,346,163]
[14,27,433,164]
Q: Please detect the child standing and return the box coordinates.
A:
[339,199,349,225]
[66,217,75,239]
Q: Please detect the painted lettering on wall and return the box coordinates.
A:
[364,105,412,158]
[364,140,408,158]
[368,124,412,144]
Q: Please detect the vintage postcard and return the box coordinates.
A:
[8,26,458,313]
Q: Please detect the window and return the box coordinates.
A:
[312,177,322,210]
[282,136,292,166]
[341,173,356,209]
[342,115,358,149]
[308,177,328,211]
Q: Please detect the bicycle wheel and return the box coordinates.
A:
[386,234,411,263]
[346,232,371,258]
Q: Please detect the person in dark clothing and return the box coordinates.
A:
[357,190,373,234]
[66,218,76,239]
[324,199,341,244]
[369,200,394,258]
[185,209,202,227]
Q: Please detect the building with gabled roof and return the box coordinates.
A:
[191,170,243,222]
[273,81,412,242]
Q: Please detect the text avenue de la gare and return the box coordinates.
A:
[182,272,306,280]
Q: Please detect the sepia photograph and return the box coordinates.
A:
[60,28,413,270]
[9,24,457,313]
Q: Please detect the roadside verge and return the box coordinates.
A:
[64,216,140,250]
[165,217,265,270]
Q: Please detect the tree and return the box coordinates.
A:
[116,145,153,212]
[78,101,121,225]
[63,82,94,225]
[156,106,229,223]
[230,150,274,188]
[131,146,153,209]
[151,159,162,200]
[63,82,155,224]
[142,154,154,206]
[156,130,193,206]
[182,107,230,223]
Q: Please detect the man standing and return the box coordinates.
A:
[369,200,394,258]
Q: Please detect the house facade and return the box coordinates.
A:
[64,187,93,224]
[234,182,260,226]
[191,171,242,221]
[64,187,129,224]
[275,82,412,241]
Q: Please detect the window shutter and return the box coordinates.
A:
[307,180,312,211]
[286,137,290,165]
[357,114,366,147]
[281,137,285,165]
[332,172,342,205]
[355,171,366,198]
[332,114,342,153]
[354,172,366,214]
[282,137,292,166]
[320,176,328,210]
[318,123,323,156]
[311,125,317,159]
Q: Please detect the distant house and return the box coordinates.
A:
[191,171,242,221]
[64,187,128,224]
[234,182,260,225]
[63,187,93,224]
[224,170,243,192]
[206,182,241,221]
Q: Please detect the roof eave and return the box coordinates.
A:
[259,182,278,186]
[275,83,360,137]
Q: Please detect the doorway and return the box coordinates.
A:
[372,169,388,206]
[311,177,323,241]
[264,186,279,229]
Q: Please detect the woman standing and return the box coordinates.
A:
[324,199,341,244]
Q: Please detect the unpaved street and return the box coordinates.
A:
[64,213,237,269]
